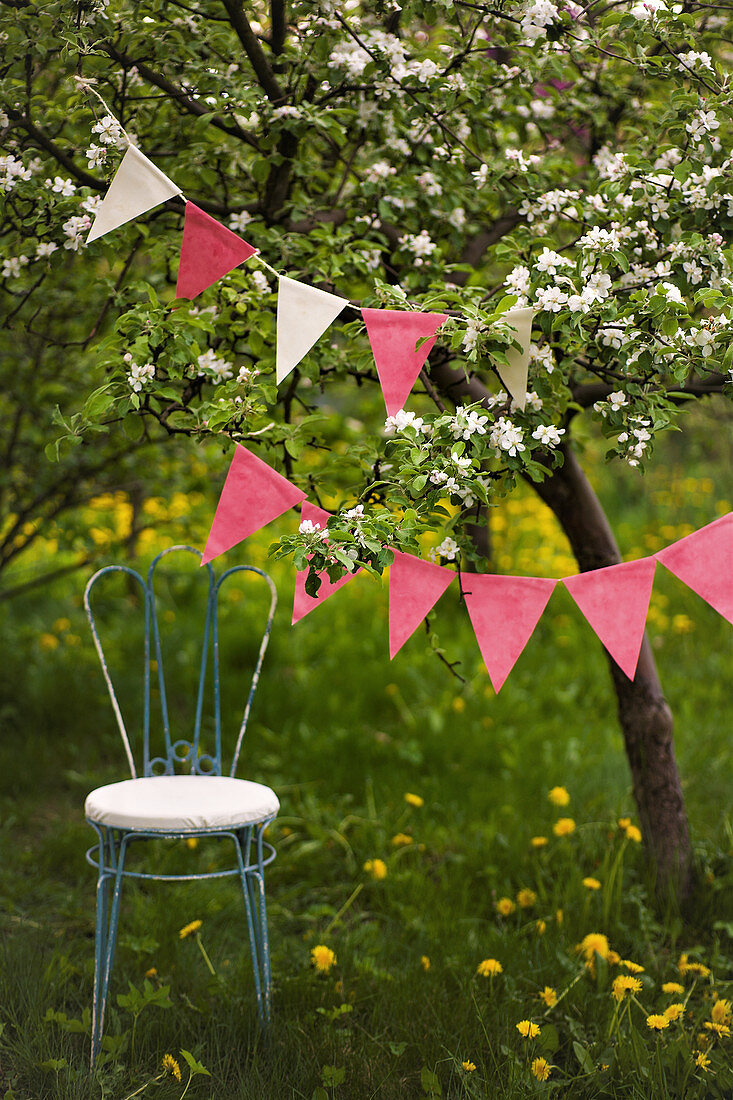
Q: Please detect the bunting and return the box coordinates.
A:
[463,574,557,692]
[276,276,349,385]
[495,307,534,411]
[87,145,181,243]
[176,202,257,299]
[388,551,455,658]
[201,444,306,565]
[563,558,657,680]
[292,503,360,623]
[655,513,733,623]
[362,308,448,417]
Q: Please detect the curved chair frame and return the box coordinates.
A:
[83,546,278,1065]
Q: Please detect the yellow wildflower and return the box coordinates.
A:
[145,967,157,979]
[548,786,570,807]
[178,919,202,939]
[712,999,732,1025]
[311,945,337,973]
[646,1014,670,1031]
[162,1054,181,1082]
[334,980,343,995]
[53,618,71,633]
[612,975,642,1001]
[421,955,431,972]
[536,919,546,936]
[678,954,711,977]
[621,960,644,973]
[531,836,548,848]
[664,1003,685,1022]
[391,833,413,847]
[553,818,576,837]
[531,1057,551,1082]
[625,824,642,843]
[363,858,387,880]
[39,633,59,651]
[704,1021,731,1038]
[583,877,601,891]
[404,792,424,808]
[606,950,621,965]
[663,982,685,995]
[618,817,631,830]
[461,1061,476,1072]
[578,933,610,962]
[555,909,563,925]
[540,986,557,1007]
[452,696,466,713]
[516,1020,541,1039]
[185,837,199,850]
[697,1032,711,1050]
[672,613,694,634]
[695,1051,711,1070]
[496,896,516,916]
[477,958,503,977]
[517,888,537,909]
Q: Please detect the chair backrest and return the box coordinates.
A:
[84,545,277,779]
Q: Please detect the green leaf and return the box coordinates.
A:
[539,1023,559,1054]
[420,1066,442,1096]
[122,413,144,441]
[573,1042,595,1075]
[180,1049,211,1077]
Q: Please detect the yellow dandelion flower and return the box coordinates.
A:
[704,1021,731,1038]
[404,792,424,807]
[311,945,337,973]
[530,836,548,848]
[535,919,547,936]
[618,817,631,830]
[712,999,732,1026]
[621,960,644,974]
[52,618,71,633]
[583,877,601,891]
[531,1057,551,1082]
[334,980,344,995]
[578,933,610,962]
[363,858,387,880]
[607,950,621,965]
[421,955,431,972]
[179,919,203,939]
[625,825,642,843]
[612,975,642,1001]
[553,817,576,837]
[548,786,570,806]
[496,896,516,916]
[695,1051,711,1070]
[477,958,503,977]
[663,982,685,995]
[516,1020,541,1039]
[664,1003,685,1022]
[452,696,466,713]
[39,633,60,651]
[540,986,557,1007]
[391,833,413,847]
[145,967,157,979]
[461,1060,476,1072]
[185,837,199,850]
[517,888,537,909]
[555,909,563,925]
[678,954,711,977]
[672,613,694,634]
[162,1054,181,1082]
[646,1014,670,1031]
[697,1032,711,1050]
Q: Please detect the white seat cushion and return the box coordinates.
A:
[85,775,279,831]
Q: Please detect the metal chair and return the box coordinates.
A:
[83,545,278,1066]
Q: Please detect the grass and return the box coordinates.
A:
[0,412,731,1098]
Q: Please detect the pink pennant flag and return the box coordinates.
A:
[389,551,456,658]
[362,308,448,417]
[464,574,557,693]
[201,445,306,565]
[563,558,657,680]
[292,502,360,624]
[176,202,258,299]
[655,513,733,622]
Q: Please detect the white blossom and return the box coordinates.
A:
[535,285,568,312]
[91,114,124,146]
[126,359,155,392]
[62,214,91,250]
[490,417,525,456]
[49,176,76,197]
[85,144,107,169]
[609,391,628,411]
[299,519,328,539]
[450,406,489,440]
[237,365,259,383]
[686,109,719,140]
[530,343,555,373]
[250,270,269,294]
[2,255,29,278]
[630,0,667,19]
[431,536,460,562]
[197,348,234,382]
[531,423,565,446]
[35,241,58,259]
[0,154,33,192]
[229,211,252,232]
[384,409,427,434]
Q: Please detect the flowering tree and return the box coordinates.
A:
[2,0,731,891]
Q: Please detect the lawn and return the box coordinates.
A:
[0,413,731,1099]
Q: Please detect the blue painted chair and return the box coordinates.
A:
[83,545,278,1065]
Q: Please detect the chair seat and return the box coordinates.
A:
[85,775,279,832]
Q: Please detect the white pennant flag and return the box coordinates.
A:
[276,275,348,385]
[87,145,181,243]
[495,307,534,411]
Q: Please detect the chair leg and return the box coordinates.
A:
[91,830,128,1067]
[235,829,271,1027]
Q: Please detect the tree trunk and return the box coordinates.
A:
[428,358,695,896]
[533,446,695,898]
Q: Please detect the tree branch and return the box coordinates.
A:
[221,0,286,102]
